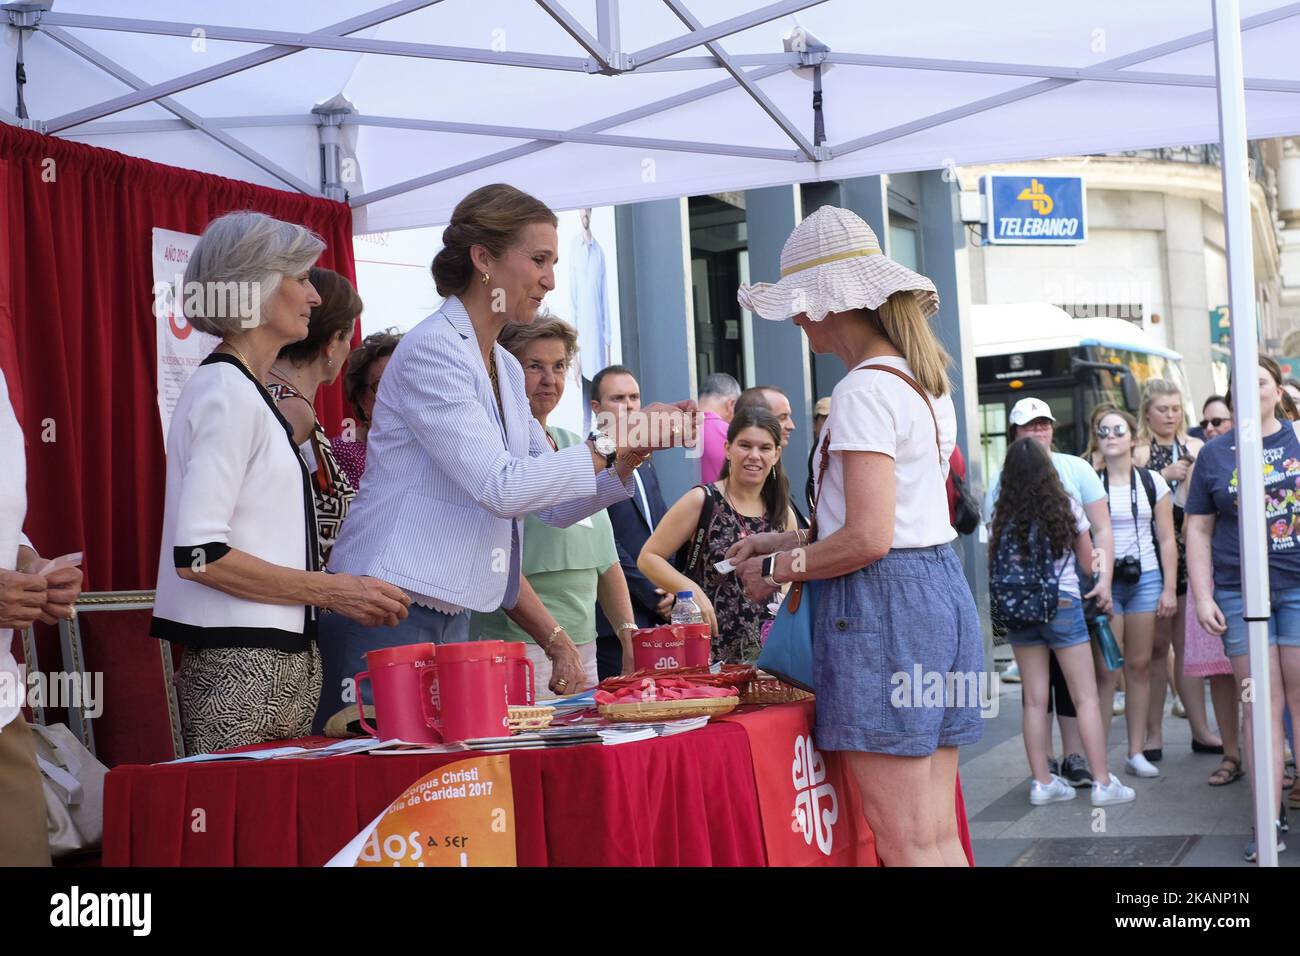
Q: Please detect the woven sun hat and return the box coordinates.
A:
[737,205,938,322]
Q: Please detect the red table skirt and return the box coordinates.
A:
[103,702,974,867]
[104,721,768,866]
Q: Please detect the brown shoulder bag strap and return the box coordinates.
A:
[858,363,944,469]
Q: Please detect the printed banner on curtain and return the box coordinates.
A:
[327,754,517,867]
[152,227,218,448]
[720,700,877,866]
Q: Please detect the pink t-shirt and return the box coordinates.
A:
[700,411,729,484]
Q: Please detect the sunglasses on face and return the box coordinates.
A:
[1096,423,1129,438]
[1200,417,1231,429]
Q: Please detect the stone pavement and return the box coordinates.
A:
[960,648,1296,867]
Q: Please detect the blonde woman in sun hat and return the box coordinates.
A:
[726,205,982,867]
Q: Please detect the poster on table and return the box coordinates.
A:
[354,206,621,438]
[152,228,218,448]
[327,754,517,867]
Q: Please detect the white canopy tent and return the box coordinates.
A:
[3,1,1299,230]
[1,0,1291,863]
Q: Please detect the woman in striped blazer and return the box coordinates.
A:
[319,185,694,731]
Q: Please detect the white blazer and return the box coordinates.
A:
[328,296,633,613]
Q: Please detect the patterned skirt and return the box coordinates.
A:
[174,644,322,756]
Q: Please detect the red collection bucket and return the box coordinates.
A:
[681,623,711,667]
[502,641,536,706]
[632,625,686,671]
[353,643,439,743]
[433,641,511,742]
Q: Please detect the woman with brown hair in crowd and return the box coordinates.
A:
[265,267,362,564]
[332,328,403,488]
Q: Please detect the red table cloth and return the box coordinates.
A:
[104,720,767,866]
[103,702,974,867]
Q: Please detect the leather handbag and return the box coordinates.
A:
[29,722,107,859]
[758,363,944,692]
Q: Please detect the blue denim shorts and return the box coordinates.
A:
[1213,587,1300,658]
[1006,594,1091,650]
[813,545,985,757]
[1111,567,1163,615]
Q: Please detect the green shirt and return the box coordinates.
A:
[469,426,619,645]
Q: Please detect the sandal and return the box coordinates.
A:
[1209,756,1244,786]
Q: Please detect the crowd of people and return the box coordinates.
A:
[109,193,976,866]
[987,360,1300,861]
[11,176,1291,868]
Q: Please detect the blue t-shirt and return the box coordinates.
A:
[985,451,1107,519]
[1183,424,1300,592]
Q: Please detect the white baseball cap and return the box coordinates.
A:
[1008,397,1056,426]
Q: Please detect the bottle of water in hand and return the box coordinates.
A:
[671,591,704,627]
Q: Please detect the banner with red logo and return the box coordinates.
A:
[720,700,877,866]
[151,227,218,448]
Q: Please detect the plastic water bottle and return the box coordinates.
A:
[671,591,704,627]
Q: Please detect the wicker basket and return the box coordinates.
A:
[597,695,739,723]
[508,705,556,732]
[741,677,814,705]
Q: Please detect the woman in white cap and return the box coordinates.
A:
[727,205,980,866]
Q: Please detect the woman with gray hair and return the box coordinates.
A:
[150,211,410,756]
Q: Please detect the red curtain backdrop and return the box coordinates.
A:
[0,123,357,593]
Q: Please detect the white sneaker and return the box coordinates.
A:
[1113,691,1126,716]
[1029,774,1078,806]
[1091,774,1137,806]
[1125,753,1160,778]
[1001,661,1021,683]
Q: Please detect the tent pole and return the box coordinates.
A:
[1212,0,1278,867]
[314,102,352,203]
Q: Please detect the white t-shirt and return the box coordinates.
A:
[1056,500,1090,598]
[814,355,957,549]
[1106,469,1170,574]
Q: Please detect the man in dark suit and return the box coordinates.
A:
[590,365,673,679]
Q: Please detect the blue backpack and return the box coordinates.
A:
[989,518,1063,631]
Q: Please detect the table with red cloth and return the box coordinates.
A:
[103,701,974,867]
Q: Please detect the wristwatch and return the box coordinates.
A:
[762,553,781,587]
[589,431,617,467]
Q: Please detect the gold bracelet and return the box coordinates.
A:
[544,624,566,656]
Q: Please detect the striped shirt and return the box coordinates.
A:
[328,297,634,613]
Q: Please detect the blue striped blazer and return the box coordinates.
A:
[328,296,634,613]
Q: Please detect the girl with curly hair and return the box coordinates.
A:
[992,437,1134,807]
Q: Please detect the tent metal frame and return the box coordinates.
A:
[0,0,1289,864]
[1,0,1295,204]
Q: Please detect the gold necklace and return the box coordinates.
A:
[221,343,271,396]
[486,352,505,420]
